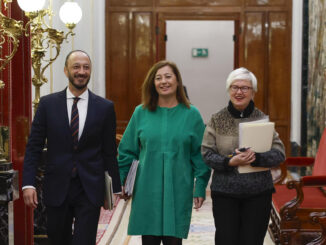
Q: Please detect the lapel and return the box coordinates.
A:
[57,88,72,142]
[78,90,97,145]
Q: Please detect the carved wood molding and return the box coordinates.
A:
[280,180,304,222]
[308,212,326,245]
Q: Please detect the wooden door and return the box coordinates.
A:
[106,0,292,156]
[105,4,155,133]
[242,8,292,156]
[156,13,240,65]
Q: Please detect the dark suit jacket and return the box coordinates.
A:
[23,88,121,207]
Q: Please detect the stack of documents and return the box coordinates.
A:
[125,159,139,196]
[238,118,275,173]
[104,171,114,210]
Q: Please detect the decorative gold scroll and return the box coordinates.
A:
[0,1,24,89]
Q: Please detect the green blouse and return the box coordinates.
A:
[118,103,210,239]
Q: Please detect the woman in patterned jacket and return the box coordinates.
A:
[201,67,285,245]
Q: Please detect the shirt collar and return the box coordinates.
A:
[66,87,89,100]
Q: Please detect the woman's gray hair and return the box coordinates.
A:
[226,67,258,92]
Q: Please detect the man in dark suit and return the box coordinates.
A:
[22,50,121,245]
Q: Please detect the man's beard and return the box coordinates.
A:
[69,73,90,90]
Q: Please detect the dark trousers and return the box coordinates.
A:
[46,177,101,245]
[142,235,182,245]
[211,191,272,245]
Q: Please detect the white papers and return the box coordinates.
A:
[104,171,114,210]
[124,159,139,196]
[238,119,275,173]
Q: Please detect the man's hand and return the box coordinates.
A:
[23,188,38,209]
[194,197,204,210]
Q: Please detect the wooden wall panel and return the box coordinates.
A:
[267,11,291,154]
[275,124,288,150]
[267,12,290,122]
[106,12,130,131]
[158,0,242,6]
[243,12,266,112]
[130,12,154,111]
[245,0,287,6]
[106,0,292,155]
[108,0,153,7]
[106,11,155,133]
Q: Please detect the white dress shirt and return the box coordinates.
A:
[66,88,89,139]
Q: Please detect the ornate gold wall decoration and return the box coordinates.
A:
[17,1,82,112]
[0,1,24,89]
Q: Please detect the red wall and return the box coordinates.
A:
[9,2,33,244]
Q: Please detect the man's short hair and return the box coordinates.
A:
[65,50,91,67]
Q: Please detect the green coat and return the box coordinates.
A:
[118,104,210,239]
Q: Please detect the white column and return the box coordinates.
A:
[291,0,303,145]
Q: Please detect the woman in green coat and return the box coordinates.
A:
[118,60,210,245]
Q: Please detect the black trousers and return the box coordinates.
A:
[211,191,272,245]
[142,235,182,245]
[46,177,101,245]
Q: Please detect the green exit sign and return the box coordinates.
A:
[192,48,208,57]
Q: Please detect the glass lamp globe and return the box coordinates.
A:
[17,0,46,12]
[59,2,82,25]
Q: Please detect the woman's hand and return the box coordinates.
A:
[194,197,205,210]
[229,148,256,167]
[120,186,131,201]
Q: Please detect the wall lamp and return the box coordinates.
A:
[17,0,82,112]
[0,0,24,89]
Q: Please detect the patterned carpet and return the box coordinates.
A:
[184,196,215,245]
[125,195,216,245]
[96,194,275,245]
[96,202,117,244]
[96,207,115,244]
[96,197,131,245]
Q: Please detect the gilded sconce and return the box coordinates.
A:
[0,0,24,89]
[0,1,82,111]
[17,0,82,112]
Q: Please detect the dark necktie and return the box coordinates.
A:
[71,97,80,149]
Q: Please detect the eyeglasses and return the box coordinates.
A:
[229,85,253,93]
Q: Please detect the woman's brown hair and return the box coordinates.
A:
[141,60,190,111]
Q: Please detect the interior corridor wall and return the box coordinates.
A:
[36,0,106,103]
[166,21,234,124]
[33,0,302,147]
